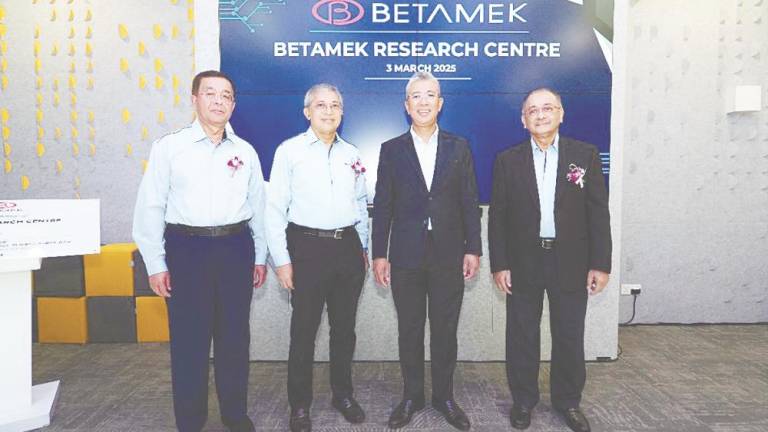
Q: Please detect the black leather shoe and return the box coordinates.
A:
[509,404,532,430]
[224,416,255,432]
[433,399,471,431]
[332,397,365,423]
[559,408,591,432]
[387,399,425,429]
[289,407,311,432]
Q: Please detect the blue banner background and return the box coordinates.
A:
[220,0,612,202]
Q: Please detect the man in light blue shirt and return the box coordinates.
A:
[133,70,267,432]
[264,83,368,432]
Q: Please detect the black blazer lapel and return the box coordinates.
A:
[430,131,452,192]
[401,132,429,193]
[521,142,540,211]
[554,136,568,209]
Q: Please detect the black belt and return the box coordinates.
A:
[288,223,354,240]
[540,238,555,250]
[166,220,249,237]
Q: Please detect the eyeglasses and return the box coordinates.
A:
[199,91,235,105]
[524,105,561,117]
[312,102,342,112]
[408,92,440,103]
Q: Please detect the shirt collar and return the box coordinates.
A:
[410,125,440,146]
[190,119,230,144]
[531,133,559,153]
[305,127,340,146]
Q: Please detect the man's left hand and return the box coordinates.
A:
[253,264,267,289]
[463,254,480,280]
[586,269,609,295]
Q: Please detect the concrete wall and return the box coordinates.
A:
[618,0,768,323]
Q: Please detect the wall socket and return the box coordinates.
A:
[621,284,642,296]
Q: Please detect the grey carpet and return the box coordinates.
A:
[31,325,768,431]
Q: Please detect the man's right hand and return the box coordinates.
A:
[149,271,172,298]
[492,270,512,295]
[276,263,294,290]
[373,258,391,288]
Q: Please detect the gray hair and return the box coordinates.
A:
[405,71,441,98]
[521,87,563,112]
[303,83,343,109]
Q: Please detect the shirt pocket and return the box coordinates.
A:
[223,160,251,201]
[332,156,359,197]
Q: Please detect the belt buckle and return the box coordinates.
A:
[333,228,344,240]
[540,239,553,250]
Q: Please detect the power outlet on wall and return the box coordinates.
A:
[621,284,642,296]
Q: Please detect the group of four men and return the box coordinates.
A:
[133,70,611,432]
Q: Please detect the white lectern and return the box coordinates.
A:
[0,199,100,431]
[0,257,59,432]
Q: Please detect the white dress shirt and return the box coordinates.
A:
[132,120,267,275]
[410,126,439,229]
[265,128,369,267]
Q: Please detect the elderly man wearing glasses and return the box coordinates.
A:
[133,70,267,432]
[265,83,369,432]
[488,87,612,432]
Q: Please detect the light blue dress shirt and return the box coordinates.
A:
[265,128,369,267]
[532,134,559,238]
[132,120,268,275]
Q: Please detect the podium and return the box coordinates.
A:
[0,258,59,432]
[0,199,100,431]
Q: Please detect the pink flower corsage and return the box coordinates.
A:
[566,163,586,188]
[227,156,244,177]
[349,158,366,178]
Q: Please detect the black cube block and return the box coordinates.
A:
[33,256,85,297]
[132,249,153,297]
[87,297,137,343]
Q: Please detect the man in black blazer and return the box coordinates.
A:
[372,72,482,431]
[488,88,611,432]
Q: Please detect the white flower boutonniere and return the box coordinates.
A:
[347,158,366,178]
[566,163,586,188]
[227,156,244,177]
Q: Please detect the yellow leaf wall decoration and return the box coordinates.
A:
[118,24,128,40]
[153,24,163,39]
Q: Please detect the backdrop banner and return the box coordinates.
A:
[219,0,613,202]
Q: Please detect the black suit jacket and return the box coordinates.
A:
[488,136,611,291]
[372,130,482,269]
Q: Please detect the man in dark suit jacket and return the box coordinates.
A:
[372,72,482,431]
[488,88,611,432]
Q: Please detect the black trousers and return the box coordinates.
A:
[505,245,588,411]
[390,233,465,404]
[286,225,366,409]
[164,229,255,432]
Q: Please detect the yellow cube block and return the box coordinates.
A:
[84,243,137,296]
[136,296,169,342]
[37,297,88,344]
